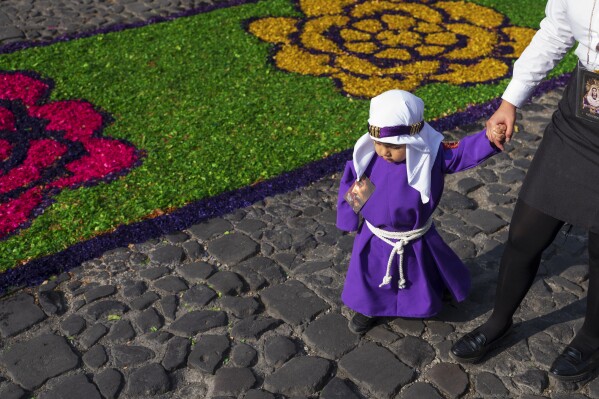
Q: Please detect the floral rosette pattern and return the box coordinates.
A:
[0,71,142,240]
[248,0,536,98]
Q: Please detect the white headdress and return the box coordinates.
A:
[353,90,444,204]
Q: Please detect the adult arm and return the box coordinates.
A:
[487,0,576,148]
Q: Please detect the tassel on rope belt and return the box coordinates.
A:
[365,218,433,289]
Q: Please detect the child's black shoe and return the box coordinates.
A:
[348,312,376,334]
[442,289,454,303]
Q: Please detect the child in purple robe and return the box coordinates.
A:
[337,90,506,334]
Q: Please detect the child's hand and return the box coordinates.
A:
[489,123,507,147]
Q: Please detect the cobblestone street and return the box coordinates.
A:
[0,1,595,398]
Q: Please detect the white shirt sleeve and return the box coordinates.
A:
[502,0,576,107]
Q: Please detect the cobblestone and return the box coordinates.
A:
[162,336,191,371]
[264,335,298,367]
[425,363,469,398]
[231,342,258,368]
[303,313,360,359]
[94,368,123,399]
[230,315,281,341]
[0,334,79,390]
[390,335,436,369]
[320,378,361,399]
[212,367,257,396]
[398,382,443,399]
[124,363,170,396]
[0,1,594,398]
[339,343,414,398]
[0,293,45,337]
[263,356,332,397]
[39,374,102,399]
[261,280,330,326]
[187,334,229,374]
[168,309,227,336]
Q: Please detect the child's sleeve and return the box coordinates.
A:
[336,161,360,232]
[442,129,501,174]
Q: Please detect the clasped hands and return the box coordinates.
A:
[488,123,507,147]
[485,99,518,151]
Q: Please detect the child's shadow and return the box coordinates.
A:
[432,231,594,387]
[432,230,588,331]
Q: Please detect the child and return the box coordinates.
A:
[336,90,506,334]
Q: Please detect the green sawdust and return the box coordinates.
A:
[0,0,576,270]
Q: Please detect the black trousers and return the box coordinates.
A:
[485,199,599,347]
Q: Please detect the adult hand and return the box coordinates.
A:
[486,100,516,151]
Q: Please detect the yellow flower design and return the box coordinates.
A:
[248,0,535,98]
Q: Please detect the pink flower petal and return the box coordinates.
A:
[52,137,138,188]
[0,71,142,241]
[0,106,16,132]
[28,100,104,141]
[0,139,67,194]
[0,187,42,239]
[0,73,49,105]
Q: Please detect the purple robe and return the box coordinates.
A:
[337,130,500,318]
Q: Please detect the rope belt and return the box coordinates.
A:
[365,218,433,289]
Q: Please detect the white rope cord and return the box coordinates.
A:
[365,218,433,289]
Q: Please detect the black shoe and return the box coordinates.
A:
[549,346,599,382]
[348,312,375,334]
[450,321,513,363]
[442,289,453,303]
